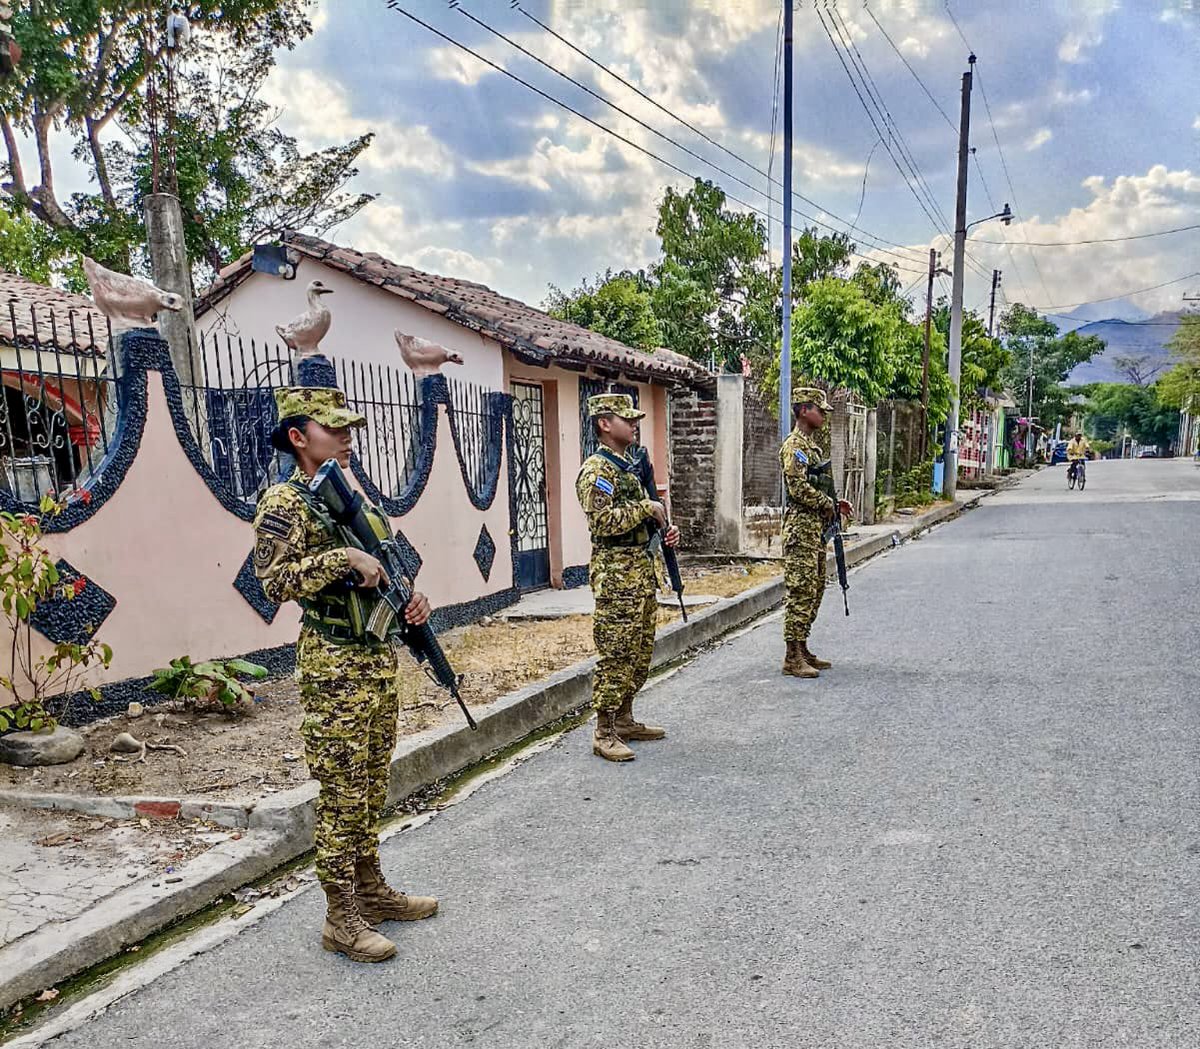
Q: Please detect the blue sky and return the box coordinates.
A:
[255,0,1200,320]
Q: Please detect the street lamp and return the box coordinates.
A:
[943,201,1013,500]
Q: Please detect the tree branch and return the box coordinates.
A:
[0,113,27,196]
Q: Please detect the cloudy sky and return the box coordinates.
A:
[260,0,1199,320]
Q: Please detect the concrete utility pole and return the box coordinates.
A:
[778,0,794,449]
[942,57,974,503]
[988,269,1002,337]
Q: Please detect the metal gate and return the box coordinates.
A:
[829,392,867,521]
[510,382,550,590]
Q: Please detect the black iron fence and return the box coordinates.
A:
[0,301,121,505]
[0,306,504,512]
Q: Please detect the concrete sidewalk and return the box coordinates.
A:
[0,489,992,1015]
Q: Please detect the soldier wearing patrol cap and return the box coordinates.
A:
[779,387,853,678]
[254,387,438,963]
[575,393,682,762]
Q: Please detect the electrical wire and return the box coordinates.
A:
[969,222,1200,247]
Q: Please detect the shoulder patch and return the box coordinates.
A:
[594,476,615,496]
[793,448,809,465]
[257,511,294,541]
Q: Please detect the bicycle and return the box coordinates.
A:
[1067,459,1087,491]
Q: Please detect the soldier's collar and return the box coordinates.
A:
[595,447,634,472]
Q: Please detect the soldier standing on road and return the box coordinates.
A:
[780,388,853,679]
[254,387,438,964]
[576,394,682,762]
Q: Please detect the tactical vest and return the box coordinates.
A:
[287,480,400,647]
[586,450,651,549]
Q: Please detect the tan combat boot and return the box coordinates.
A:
[321,882,397,963]
[593,709,635,762]
[800,642,832,670]
[354,856,439,925]
[614,697,666,741]
[782,641,819,678]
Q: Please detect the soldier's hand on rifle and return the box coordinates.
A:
[837,499,853,518]
[404,591,431,626]
[647,500,668,530]
[346,548,389,588]
[664,524,681,549]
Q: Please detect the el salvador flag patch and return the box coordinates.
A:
[594,476,615,495]
[793,448,809,464]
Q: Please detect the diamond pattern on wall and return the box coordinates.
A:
[473,525,496,581]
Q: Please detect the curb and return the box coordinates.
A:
[0,492,990,1011]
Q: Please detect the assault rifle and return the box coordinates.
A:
[807,459,850,617]
[309,459,477,730]
[630,447,688,622]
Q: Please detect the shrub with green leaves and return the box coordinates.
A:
[0,492,113,737]
[149,656,269,714]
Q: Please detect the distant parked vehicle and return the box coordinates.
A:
[1049,441,1068,465]
[1138,448,1159,458]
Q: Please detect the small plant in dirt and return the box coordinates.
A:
[149,656,269,714]
[0,491,113,736]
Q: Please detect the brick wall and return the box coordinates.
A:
[668,387,717,551]
[742,382,781,506]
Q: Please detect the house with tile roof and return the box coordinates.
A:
[196,231,714,592]
[0,271,115,499]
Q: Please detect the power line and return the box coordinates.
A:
[822,6,993,286]
[380,3,929,277]
[969,222,1200,247]
[830,5,952,238]
[970,150,1035,304]
[510,1,926,261]
[815,6,948,244]
[865,5,956,132]
[1028,272,1200,313]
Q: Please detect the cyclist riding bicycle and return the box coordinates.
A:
[1066,432,1090,486]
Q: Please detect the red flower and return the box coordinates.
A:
[77,489,93,505]
[72,577,87,596]
[20,515,37,528]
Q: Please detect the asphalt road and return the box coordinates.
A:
[45,459,1200,1048]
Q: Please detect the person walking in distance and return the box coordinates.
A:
[779,388,853,678]
[254,387,438,963]
[576,394,682,762]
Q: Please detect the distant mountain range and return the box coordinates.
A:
[1046,298,1152,334]
[1060,309,1184,386]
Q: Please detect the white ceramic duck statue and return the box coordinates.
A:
[395,331,464,378]
[275,279,333,360]
[82,256,183,331]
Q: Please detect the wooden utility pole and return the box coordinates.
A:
[988,269,1002,337]
[921,248,937,460]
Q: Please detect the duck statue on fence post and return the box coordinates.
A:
[395,331,464,378]
[82,256,183,333]
[276,279,335,387]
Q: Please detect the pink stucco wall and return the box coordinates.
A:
[0,367,513,700]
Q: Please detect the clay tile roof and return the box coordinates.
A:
[196,232,714,389]
[0,271,110,354]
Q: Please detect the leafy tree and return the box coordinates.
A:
[999,303,1105,429]
[652,179,777,372]
[544,270,663,349]
[1085,382,1178,450]
[1,1,373,282]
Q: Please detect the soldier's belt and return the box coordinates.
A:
[594,531,649,549]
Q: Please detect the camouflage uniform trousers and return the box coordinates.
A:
[296,628,401,885]
[591,549,659,712]
[782,511,827,643]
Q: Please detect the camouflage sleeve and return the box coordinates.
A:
[576,459,655,537]
[253,488,352,604]
[781,438,835,514]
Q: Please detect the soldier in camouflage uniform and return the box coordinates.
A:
[576,394,681,762]
[254,387,438,963]
[780,388,853,679]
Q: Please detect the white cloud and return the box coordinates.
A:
[1194,114,1200,130]
[260,69,455,178]
[898,36,930,60]
[1025,128,1053,152]
[960,165,1200,314]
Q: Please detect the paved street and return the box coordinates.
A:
[39,460,1200,1048]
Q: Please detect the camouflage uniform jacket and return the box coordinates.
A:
[780,428,835,521]
[575,449,659,599]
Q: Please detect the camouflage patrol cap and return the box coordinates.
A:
[792,386,833,413]
[273,386,366,429]
[587,393,645,421]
